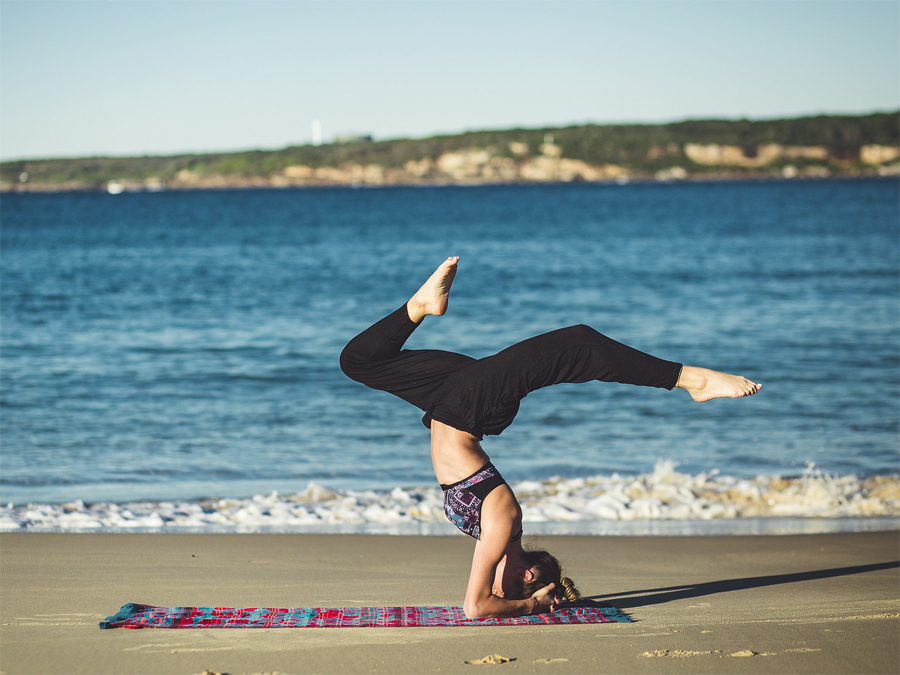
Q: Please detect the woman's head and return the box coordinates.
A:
[517,548,581,603]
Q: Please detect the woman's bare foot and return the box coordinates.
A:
[407,257,459,323]
[676,365,761,402]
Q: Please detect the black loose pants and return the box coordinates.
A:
[340,306,682,439]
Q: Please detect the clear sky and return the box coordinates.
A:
[1,0,898,160]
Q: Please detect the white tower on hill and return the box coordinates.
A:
[312,120,323,147]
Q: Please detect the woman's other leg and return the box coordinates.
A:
[471,323,760,401]
[429,324,760,437]
[478,323,684,399]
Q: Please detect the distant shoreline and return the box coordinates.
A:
[3,173,897,196]
[3,111,898,193]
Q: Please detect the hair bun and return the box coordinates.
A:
[560,576,581,601]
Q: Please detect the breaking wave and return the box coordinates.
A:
[2,462,898,534]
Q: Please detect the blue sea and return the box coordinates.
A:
[1,180,898,531]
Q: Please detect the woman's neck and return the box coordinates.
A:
[506,538,526,563]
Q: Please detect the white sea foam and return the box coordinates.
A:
[1,462,898,534]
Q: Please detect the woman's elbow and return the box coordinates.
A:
[463,600,485,619]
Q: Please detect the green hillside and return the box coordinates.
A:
[2,111,898,190]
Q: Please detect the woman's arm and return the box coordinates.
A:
[463,552,557,618]
[461,488,557,619]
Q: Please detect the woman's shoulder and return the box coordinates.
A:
[480,484,522,536]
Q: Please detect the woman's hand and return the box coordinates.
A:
[529,582,559,614]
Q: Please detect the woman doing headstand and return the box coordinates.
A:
[340,257,761,619]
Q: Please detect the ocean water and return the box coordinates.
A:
[2,180,898,531]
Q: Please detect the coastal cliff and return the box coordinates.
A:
[2,112,898,193]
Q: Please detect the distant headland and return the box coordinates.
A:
[2,112,898,193]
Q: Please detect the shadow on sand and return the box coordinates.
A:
[578,560,899,610]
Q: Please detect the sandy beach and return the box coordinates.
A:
[1,531,897,675]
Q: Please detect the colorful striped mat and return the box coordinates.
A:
[99,602,630,629]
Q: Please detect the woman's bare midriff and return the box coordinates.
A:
[430,420,491,485]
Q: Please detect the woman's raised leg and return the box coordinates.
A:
[339,257,473,411]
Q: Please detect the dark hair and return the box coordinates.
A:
[519,548,581,602]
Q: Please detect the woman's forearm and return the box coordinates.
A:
[463,594,538,619]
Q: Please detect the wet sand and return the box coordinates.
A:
[1,531,897,674]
